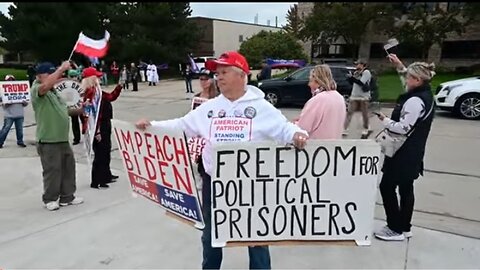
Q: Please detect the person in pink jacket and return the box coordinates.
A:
[295,64,346,139]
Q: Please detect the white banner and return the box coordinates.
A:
[0,81,30,104]
[54,79,84,108]
[84,86,102,165]
[112,119,205,229]
[211,140,380,247]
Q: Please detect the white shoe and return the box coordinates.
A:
[342,130,349,137]
[60,197,84,207]
[403,231,413,238]
[374,225,405,241]
[45,201,60,211]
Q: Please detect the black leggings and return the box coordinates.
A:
[379,170,415,233]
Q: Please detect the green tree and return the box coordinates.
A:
[105,2,200,65]
[283,4,300,38]
[0,2,108,63]
[0,2,200,65]
[386,3,479,60]
[239,30,307,68]
[300,2,391,58]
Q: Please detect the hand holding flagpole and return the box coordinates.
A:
[68,36,80,61]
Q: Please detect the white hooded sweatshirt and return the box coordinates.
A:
[151,85,307,176]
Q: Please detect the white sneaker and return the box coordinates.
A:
[374,226,405,241]
[60,197,84,207]
[45,201,60,211]
[342,130,349,137]
[403,231,413,238]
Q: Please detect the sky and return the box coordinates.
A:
[0,2,296,27]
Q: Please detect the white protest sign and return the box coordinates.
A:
[0,81,30,104]
[211,140,380,247]
[191,96,208,111]
[54,79,84,108]
[84,86,102,165]
[112,119,205,229]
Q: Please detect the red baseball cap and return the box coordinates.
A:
[205,51,250,74]
[82,67,103,78]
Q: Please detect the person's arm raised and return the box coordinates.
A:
[37,61,71,96]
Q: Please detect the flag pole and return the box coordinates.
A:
[68,33,81,61]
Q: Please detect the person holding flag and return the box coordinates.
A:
[82,67,123,189]
[31,61,84,211]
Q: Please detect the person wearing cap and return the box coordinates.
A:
[66,61,83,145]
[344,59,372,138]
[136,51,308,270]
[373,54,435,241]
[195,68,218,100]
[0,75,28,149]
[256,60,271,81]
[31,61,84,211]
[82,67,123,189]
[189,68,219,190]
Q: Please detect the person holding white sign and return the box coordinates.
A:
[0,75,28,148]
[136,51,308,270]
[191,68,219,190]
[295,65,346,139]
[374,54,435,241]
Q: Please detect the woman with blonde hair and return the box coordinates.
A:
[295,64,346,139]
[82,67,123,189]
[374,54,435,241]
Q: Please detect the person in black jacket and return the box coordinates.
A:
[374,54,435,241]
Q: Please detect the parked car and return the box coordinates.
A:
[434,76,480,120]
[257,65,356,107]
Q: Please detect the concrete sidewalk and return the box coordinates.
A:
[0,157,479,269]
[0,80,479,268]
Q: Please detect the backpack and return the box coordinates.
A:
[361,69,378,94]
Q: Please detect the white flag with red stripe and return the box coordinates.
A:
[74,31,110,58]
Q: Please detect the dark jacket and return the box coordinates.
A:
[382,83,434,180]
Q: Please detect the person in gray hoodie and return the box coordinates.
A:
[0,75,28,148]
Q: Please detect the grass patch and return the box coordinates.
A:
[0,68,29,81]
[377,73,474,102]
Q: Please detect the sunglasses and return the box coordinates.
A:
[199,77,210,81]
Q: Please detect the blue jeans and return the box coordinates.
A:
[185,78,193,93]
[201,174,271,270]
[0,117,24,146]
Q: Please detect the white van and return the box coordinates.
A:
[193,56,216,70]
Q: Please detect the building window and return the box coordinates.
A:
[442,40,480,59]
[239,35,244,42]
[312,43,358,59]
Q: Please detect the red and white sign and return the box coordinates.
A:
[187,137,206,163]
[209,117,253,142]
[187,96,209,163]
[74,31,110,58]
[0,81,30,104]
[112,119,204,229]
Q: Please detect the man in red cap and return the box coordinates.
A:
[136,51,309,269]
[82,67,123,189]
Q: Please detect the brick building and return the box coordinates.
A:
[298,2,480,71]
